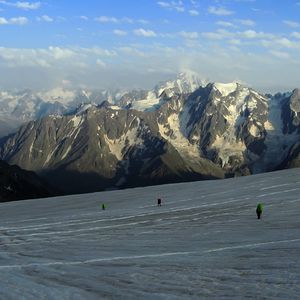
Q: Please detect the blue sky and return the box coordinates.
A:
[0,0,300,92]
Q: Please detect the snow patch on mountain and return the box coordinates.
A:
[70,115,84,128]
[213,87,254,167]
[158,113,200,159]
[104,119,144,160]
[75,103,94,115]
[130,91,160,111]
[249,125,260,137]
[110,105,121,110]
[262,98,297,170]
[156,72,203,96]
[214,82,238,97]
[212,136,246,167]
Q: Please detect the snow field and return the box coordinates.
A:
[0,168,300,299]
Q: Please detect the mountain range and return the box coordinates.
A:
[0,72,203,137]
[0,72,300,194]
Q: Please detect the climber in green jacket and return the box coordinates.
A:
[256,203,263,219]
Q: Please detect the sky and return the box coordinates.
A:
[0,0,300,93]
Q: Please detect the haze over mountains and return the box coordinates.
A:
[0,72,203,136]
[1,72,300,195]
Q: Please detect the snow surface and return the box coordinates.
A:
[76,103,94,114]
[212,88,251,167]
[214,82,238,97]
[261,98,298,171]
[103,118,144,160]
[131,91,160,111]
[158,113,200,160]
[110,105,121,110]
[0,168,300,299]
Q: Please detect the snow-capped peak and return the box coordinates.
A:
[75,103,96,114]
[213,82,239,97]
[155,71,204,97]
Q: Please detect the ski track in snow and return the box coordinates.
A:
[0,168,300,299]
[1,238,300,270]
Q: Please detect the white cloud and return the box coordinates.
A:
[113,29,127,36]
[291,32,300,39]
[238,19,255,26]
[94,16,135,24]
[0,17,8,24]
[157,1,170,8]
[202,32,224,40]
[269,50,290,59]
[0,44,299,93]
[239,30,273,39]
[189,9,199,16]
[190,0,199,7]
[118,46,146,57]
[208,6,234,16]
[0,0,40,10]
[157,1,185,12]
[138,19,149,24]
[179,31,198,39]
[37,15,53,22]
[14,1,40,10]
[216,21,235,28]
[261,37,300,50]
[10,16,27,24]
[272,37,298,49]
[122,17,133,23]
[0,16,28,25]
[283,20,300,28]
[229,39,242,45]
[83,47,117,57]
[48,46,75,60]
[239,30,258,39]
[80,16,88,21]
[95,16,118,23]
[200,28,280,44]
[175,6,184,12]
[202,29,233,40]
[0,46,116,70]
[133,28,157,37]
[96,58,106,67]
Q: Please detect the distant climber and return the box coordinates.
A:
[157,198,162,207]
[256,203,263,219]
[102,203,106,210]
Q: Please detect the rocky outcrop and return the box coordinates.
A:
[0,160,55,202]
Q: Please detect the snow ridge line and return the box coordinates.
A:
[258,187,300,197]
[204,238,300,253]
[0,198,246,232]
[0,238,299,270]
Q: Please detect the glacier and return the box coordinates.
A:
[0,168,299,299]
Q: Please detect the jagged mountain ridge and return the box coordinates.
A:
[1,79,300,194]
[0,72,202,137]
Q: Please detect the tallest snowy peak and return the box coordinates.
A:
[213,82,239,97]
[155,71,204,96]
